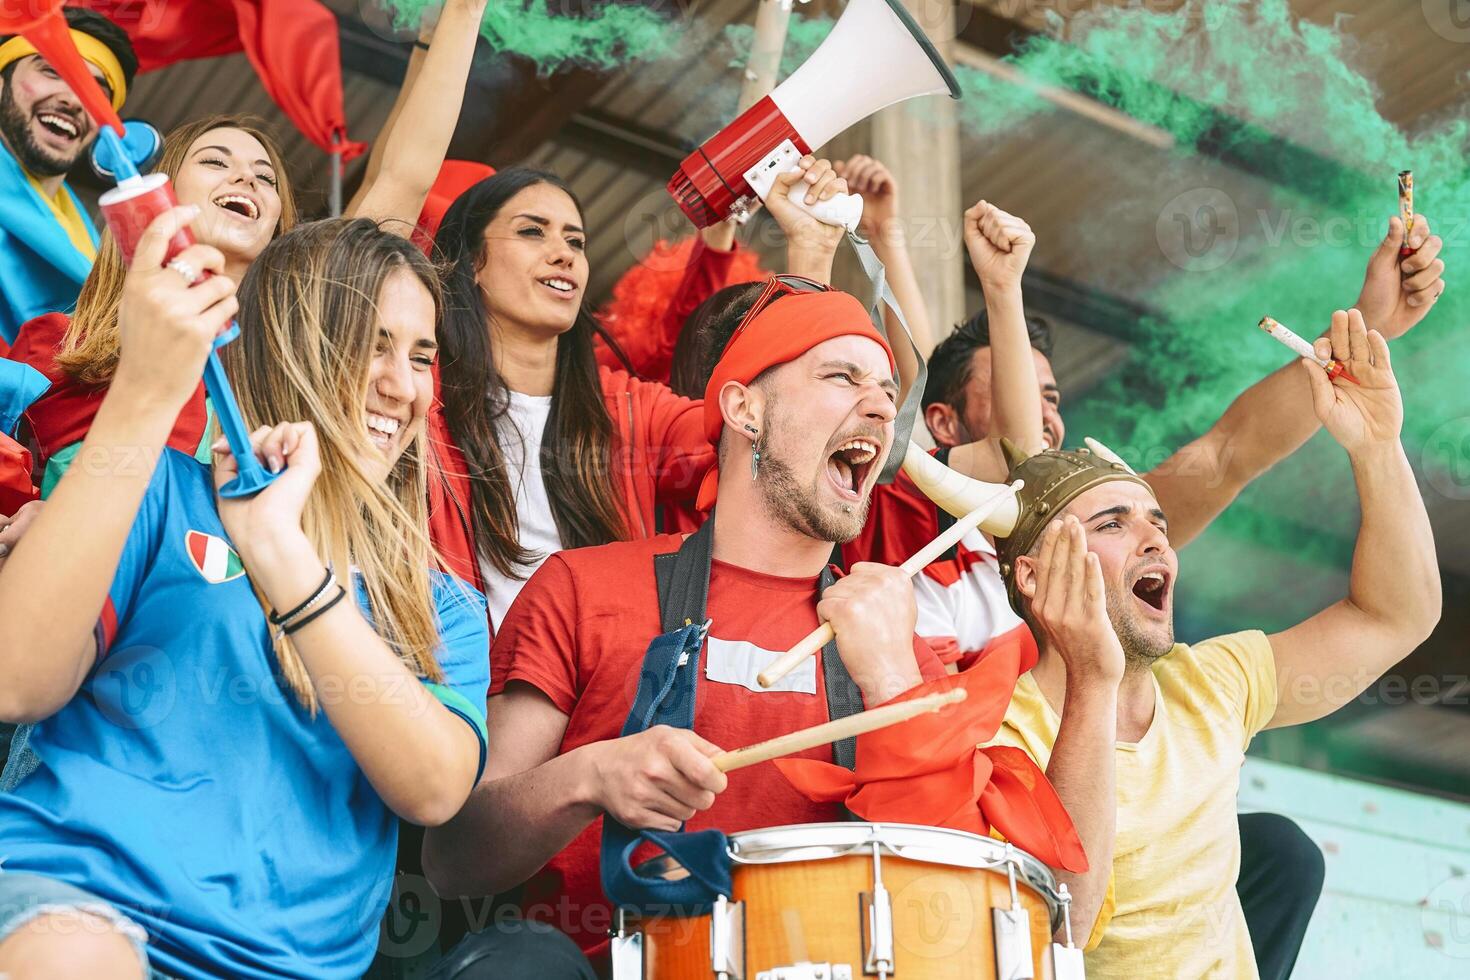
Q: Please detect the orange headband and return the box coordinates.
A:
[697,288,895,510]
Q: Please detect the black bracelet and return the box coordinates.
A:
[413,38,431,50]
[283,585,348,636]
[268,568,334,626]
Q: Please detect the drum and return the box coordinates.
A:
[612,822,1085,980]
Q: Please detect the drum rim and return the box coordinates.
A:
[634,822,1064,923]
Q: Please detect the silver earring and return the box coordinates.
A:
[745,425,761,480]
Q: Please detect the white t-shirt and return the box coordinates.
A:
[478,390,564,630]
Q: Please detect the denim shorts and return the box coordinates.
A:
[0,871,154,975]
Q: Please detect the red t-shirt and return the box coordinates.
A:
[490,532,945,955]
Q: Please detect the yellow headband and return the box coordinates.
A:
[0,30,127,111]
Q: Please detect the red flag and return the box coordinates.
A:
[74,0,365,160]
[0,433,37,517]
[775,624,1090,873]
[416,160,496,248]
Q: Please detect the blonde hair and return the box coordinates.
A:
[221,218,445,710]
[58,114,298,385]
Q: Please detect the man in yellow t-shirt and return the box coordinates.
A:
[985,310,1440,978]
[0,7,136,346]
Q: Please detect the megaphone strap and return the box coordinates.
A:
[847,232,927,485]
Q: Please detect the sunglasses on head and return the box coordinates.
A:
[720,275,830,358]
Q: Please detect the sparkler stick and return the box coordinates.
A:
[1398,170,1415,259]
[1258,316,1359,386]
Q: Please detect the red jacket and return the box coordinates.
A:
[427,366,715,626]
[12,313,209,469]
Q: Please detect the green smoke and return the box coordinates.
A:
[714,2,1468,639]
[963,0,1470,638]
[384,0,677,74]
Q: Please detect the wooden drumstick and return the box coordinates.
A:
[756,480,1022,689]
[711,688,968,772]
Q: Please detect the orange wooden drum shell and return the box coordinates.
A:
[635,852,1059,979]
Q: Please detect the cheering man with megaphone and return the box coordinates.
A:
[0,6,136,347]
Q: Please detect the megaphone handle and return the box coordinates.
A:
[781,183,864,233]
[743,140,864,233]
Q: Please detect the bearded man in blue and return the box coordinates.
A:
[0,7,136,346]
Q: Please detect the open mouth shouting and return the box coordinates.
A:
[826,436,882,502]
[537,274,579,300]
[1129,565,1172,618]
[212,193,261,223]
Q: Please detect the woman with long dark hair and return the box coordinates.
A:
[433,168,685,626]
[429,160,848,626]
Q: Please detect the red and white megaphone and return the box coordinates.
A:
[0,0,125,136]
[668,0,959,232]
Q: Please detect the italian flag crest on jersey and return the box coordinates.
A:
[185,531,245,584]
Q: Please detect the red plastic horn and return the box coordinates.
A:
[3,0,124,135]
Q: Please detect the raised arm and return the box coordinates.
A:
[0,212,236,721]
[963,200,1042,453]
[1146,214,1445,548]
[838,155,935,356]
[1264,309,1440,729]
[927,201,1044,486]
[348,0,488,231]
[766,156,848,285]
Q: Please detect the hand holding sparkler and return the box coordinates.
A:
[1355,211,1445,340]
[1259,316,1359,385]
[1302,310,1402,454]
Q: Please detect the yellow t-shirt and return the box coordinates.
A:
[25,170,97,261]
[986,630,1278,980]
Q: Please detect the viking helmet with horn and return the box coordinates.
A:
[992,438,1152,612]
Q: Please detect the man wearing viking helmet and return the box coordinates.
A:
[983,310,1440,979]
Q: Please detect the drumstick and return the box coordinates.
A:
[756,481,1021,689]
[712,688,968,772]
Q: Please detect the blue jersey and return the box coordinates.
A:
[0,450,490,979]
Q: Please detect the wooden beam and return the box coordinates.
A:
[872,0,964,349]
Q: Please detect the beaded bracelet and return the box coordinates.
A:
[268,568,334,626]
[283,585,348,636]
